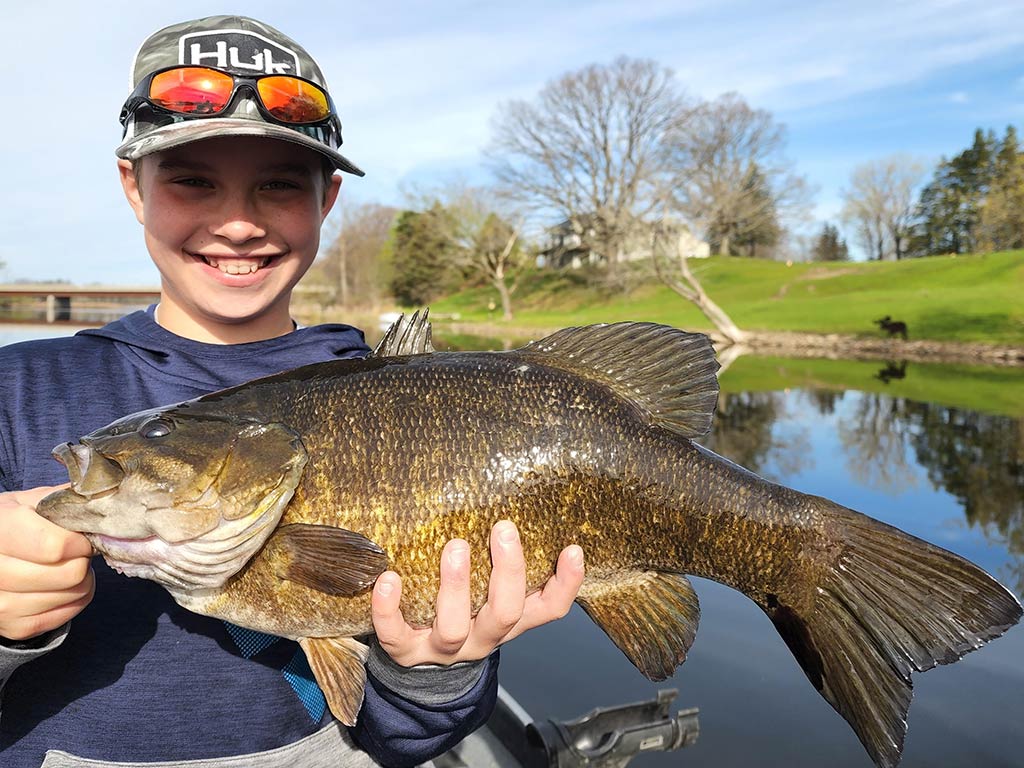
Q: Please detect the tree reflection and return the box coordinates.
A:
[837,394,918,493]
[699,391,810,479]
[806,389,844,416]
[902,403,1024,596]
[704,388,1024,596]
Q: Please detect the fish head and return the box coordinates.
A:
[37,403,308,594]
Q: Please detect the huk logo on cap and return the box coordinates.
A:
[178,30,302,76]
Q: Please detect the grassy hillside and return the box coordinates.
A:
[427,250,1024,345]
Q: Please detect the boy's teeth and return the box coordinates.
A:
[204,257,270,275]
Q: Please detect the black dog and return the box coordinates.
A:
[875,315,908,340]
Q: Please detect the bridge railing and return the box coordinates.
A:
[0,287,161,325]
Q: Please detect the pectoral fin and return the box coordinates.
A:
[577,570,700,681]
[268,524,388,596]
[299,636,369,726]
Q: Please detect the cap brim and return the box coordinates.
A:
[115,118,365,177]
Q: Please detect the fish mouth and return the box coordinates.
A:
[52,442,125,497]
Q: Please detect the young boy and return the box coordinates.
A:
[0,16,584,768]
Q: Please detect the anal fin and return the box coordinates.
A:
[577,570,700,681]
[299,636,369,726]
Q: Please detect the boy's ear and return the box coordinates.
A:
[321,174,342,221]
[118,159,145,225]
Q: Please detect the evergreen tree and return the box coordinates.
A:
[708,165,782,257]
[978,125,1024,251]
[811,222,849,261]
[911,128,998,256]
[388,204,459,306]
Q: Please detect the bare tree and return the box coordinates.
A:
[404,183,528,320]
[443,187,526,321]
[316,202,397,308]
[669,93,811,257]
[840,156,924,261]
[651,224,746,344]
[487,56,690,277]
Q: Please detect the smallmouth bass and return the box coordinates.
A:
[38,313,1021,768]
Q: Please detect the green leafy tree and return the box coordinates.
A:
[811,222,849,261]
[389,204,460,306]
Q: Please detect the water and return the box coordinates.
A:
[0,325,88,346]
[496,376,1024,768]
[4,325,1022,767]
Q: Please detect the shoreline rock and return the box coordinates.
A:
[436,321,1024,367]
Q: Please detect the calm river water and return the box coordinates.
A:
[3,324,1022,767]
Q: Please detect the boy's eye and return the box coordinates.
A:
[173,177,212,188]
[263,179,301,191]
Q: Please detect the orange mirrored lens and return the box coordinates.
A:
[257,76,330,123]
[149,68,233,114]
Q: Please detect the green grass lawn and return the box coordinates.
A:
[426,250,1024,345]
[718,356,1024,417]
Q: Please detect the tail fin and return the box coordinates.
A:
[765,498,1021,768]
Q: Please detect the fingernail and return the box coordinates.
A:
[498,522,518,547]
[568,546,584,567]
[448,544,469,567]
[377,580,393,597]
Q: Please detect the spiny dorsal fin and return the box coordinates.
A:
[299,636,369,726]
[518,322,720,438]
[372,309,434,357]
[576,570,700,680]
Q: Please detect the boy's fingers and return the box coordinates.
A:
[473,521,528,646]
[431,540,472,654]
[0,553,93,593]
[0,570,95,642]
[0,576,95,618]
[370,571,410,651]
[0,506,93,563]
[517,545,584,636]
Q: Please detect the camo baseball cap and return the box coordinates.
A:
[116,15,364,176]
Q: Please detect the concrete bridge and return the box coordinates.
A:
[0,285,161,324]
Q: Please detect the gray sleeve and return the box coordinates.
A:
[0,625,68,705]
[364,638,489,707]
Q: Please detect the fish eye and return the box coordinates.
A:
[139,418,174,439]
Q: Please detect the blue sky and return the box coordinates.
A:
[2,0,1022,284]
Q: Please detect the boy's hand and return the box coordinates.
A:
[0,486,95,642]
[371,520,584,667]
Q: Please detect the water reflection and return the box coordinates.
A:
[697,391,810,477]
[699,387,1024,597]
[874,360,908,384]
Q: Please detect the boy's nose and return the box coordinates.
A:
[212,218,268,244]
[209,197,268,243]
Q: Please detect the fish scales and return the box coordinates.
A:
[36,315,1021,768]
[185,353,833,635]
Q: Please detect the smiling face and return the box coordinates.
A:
[119,136,342,343]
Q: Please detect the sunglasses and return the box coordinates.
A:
[120,66,337,127]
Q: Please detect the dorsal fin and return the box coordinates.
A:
[371,309,434,357]
[518,322,720,438]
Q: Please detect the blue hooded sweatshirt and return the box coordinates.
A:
[0,309,495,768]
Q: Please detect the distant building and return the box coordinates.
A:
[537,216,709,269]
